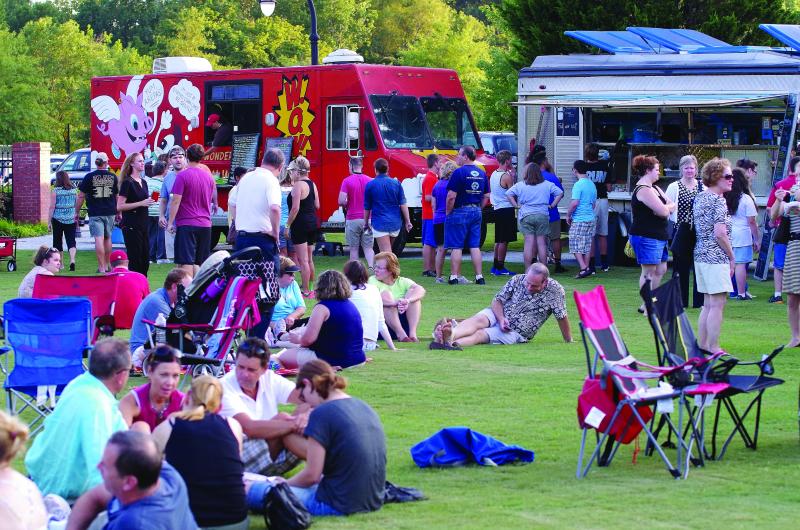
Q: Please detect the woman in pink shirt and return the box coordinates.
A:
[119,345,184,432]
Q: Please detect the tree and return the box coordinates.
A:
[275,0,376,56]
[0,27,51,144]
[0,0,67,31]
[72,0,173,50]
[152,5,221,65]
[368,0,451,63]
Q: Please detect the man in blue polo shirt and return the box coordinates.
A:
[445,145,490,285]
[364,158,412,253]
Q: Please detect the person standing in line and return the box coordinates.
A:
[234,148,284,339]
[693,158,734,353]
[286,156,320,298]
[490,150,517,276]
[725,168,760,300]
[445,146,490,285]
[432,161,457,283]
[117,152,154,276]
[167,144,217,277]
[49,170,78,271]
[76,152,118,273]
[665,155,702,309]
[421,154,441,277]
[145,161,168,264]
[585,143,611,273]
[531,149,567,273]
[279,171,297,261]
[364,158,412,254]
[765,156,800,304]
[506,162,563,273]
[224,166,248,248]
[339,156,375,267]
[770,184,800,346]
[159,146,188,263]
[567,160,597,279]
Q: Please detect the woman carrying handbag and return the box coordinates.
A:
[666,155,703,309]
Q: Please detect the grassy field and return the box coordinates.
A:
[2,249,799,529]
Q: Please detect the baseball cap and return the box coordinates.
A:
[205,114,221,127]
[95,152,109,163]
[280,257,301,274]
[169,145,185,157]
[109,250,128,262]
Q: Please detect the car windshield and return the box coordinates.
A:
[420,96,480,150]
[369,95,433,149]
[492,135,517,154]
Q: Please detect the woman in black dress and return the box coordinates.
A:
[116,152,154,275]
[286,156,320,297]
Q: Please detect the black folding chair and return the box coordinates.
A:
[640,277,784,460]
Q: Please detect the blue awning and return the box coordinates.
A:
[760,24,800,53]
[563,30,674,54]
[626,27,731,53]
[514,93,786,108]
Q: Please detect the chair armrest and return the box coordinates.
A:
[0,346,10,356]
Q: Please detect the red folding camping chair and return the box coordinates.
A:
[574,285,727,479]
[32,274,120,343]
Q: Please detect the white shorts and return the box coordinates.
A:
[695,262,733,295]
[294,347,319,366]
[594,198,609,236]
[372,228,400,239]
[478,308,527,345]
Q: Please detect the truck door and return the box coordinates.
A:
[321,101,362,227]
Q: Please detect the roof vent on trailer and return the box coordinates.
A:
[322,49,364,64]
[152,57,213,74]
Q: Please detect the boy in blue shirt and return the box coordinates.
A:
[567,160,597,279]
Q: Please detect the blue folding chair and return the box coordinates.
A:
[0,298,92,436]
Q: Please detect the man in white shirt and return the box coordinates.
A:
[234,149,284,338]
[219,338,308,475]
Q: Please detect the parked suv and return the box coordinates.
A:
[51,148,91,185]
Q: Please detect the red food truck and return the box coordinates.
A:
[89,54,497,252]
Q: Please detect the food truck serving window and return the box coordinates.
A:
[205,81,263,145]
[420,97,480,150]
[369,95,432,149]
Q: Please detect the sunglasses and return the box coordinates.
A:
[723,174,734,180]
[170,153,185,159]
[237,341,268,357]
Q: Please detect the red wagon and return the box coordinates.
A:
[0,237,16,271]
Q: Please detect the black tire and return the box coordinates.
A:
[6,260,15,272]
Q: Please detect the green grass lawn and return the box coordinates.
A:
[2,249,799,529]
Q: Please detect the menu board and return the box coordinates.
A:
[266,137,294,164]
[556,107,580,137]
[230,133,261,173]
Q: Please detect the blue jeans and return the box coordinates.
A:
[444,206,481,249]
[148,217,166,260]
[236,232,280,339]
[246,482,343,517]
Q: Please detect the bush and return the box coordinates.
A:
[0,219,49,237]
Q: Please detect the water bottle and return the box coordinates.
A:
[155,313,167,345]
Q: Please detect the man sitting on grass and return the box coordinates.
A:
[430,263,572,349]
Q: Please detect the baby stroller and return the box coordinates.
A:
[146,247,279,379]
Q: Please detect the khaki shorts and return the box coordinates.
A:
[519,213,550,236]
[594,198,609,236]
[549,220,561,241]
[695,262,733,295]
[345,219,374,249]
[88,215,114,238]
[478,308,527,345]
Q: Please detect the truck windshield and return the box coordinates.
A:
[420,96,480,150]
[369,95,433,149]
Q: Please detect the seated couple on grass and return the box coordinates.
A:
[430,263,572,350]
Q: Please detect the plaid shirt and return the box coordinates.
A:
[494,275,567,339]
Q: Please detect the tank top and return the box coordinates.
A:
[164,414,247,527]
[131,383,184,431]
[630,184,669,240]
[490,170,513,210]
[53,187,77,224]
[310,299,365,368]
[287,179,318,229]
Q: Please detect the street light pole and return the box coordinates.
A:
[259,0,319,66]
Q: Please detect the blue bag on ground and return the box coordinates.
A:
[410,427,535,468]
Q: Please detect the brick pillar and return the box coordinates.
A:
[12,142,52,224]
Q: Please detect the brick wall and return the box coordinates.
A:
[12,142,51,224]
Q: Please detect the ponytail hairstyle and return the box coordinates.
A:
[175,375,222,421]
[296,359,347,400]
[0,410,29,465]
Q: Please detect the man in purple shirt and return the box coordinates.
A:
[339,157,375,266]
[166,143,217,275]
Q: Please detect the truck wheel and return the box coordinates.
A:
[210,227,225,252]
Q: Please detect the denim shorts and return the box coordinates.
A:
[733,245,753,264]
[629,235,668,265]
[89,215,115,238]
[774,242,787,270]
[279,225,294,252]
[444,206,481,249]
[422,219,436,247]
